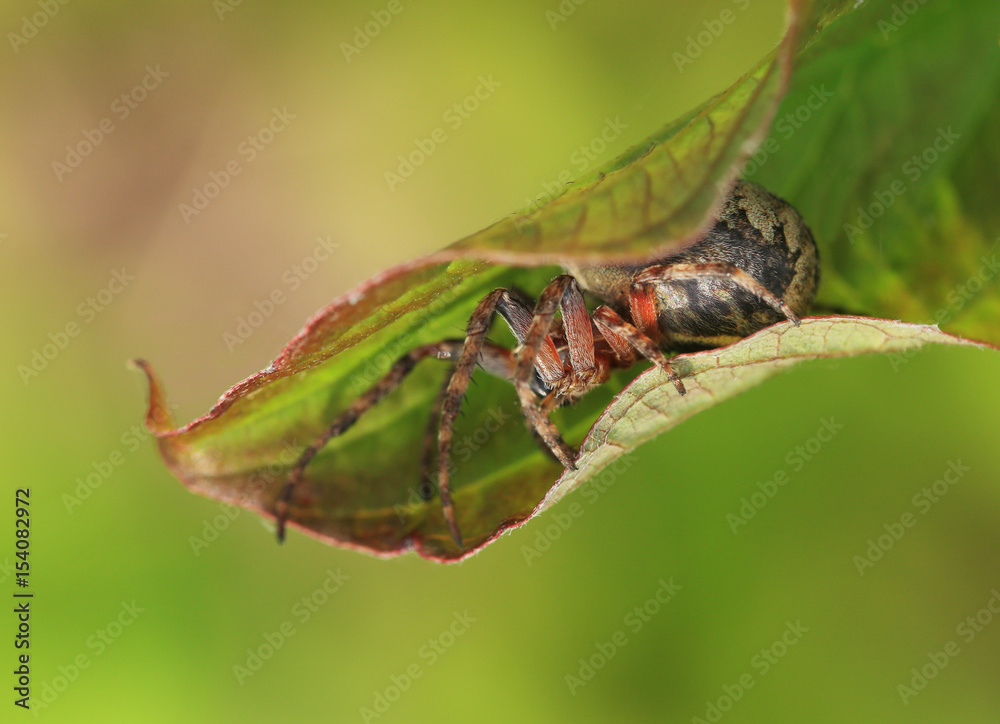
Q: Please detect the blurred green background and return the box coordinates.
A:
[2,1,999,722]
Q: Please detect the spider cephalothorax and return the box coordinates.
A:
[276,181,819,546]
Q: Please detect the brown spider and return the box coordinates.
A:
[275,181,819,546]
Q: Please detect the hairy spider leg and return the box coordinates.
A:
[592,305,687,395]
[506,277,592,469]
[437,282,586,545]
[590,314,636,366]
[418,366,457,502]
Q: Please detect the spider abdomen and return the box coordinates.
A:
[567,181,820,349]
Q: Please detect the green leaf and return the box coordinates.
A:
[139,0,1000,561]
[747,0,1000,344]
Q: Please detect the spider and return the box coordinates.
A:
[275,180,819,546]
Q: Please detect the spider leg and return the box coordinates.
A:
[420,341,523,498]
[275,339,466,543]
[494,283,600,452]
[418,366,455,502]
[491,289,584,462]
[511,276,596,469]
[493,289,565,381]
[634,262,801,325]
[628,284,662,343]
[592,305,687,395]
[590,315,636,367]
[438,286,577,546]
[554,276,596,372]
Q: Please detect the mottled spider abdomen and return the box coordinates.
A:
[567,181,820,349]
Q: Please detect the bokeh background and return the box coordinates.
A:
[2,0,999,722]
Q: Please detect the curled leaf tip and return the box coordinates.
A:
[131,358,175,435]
